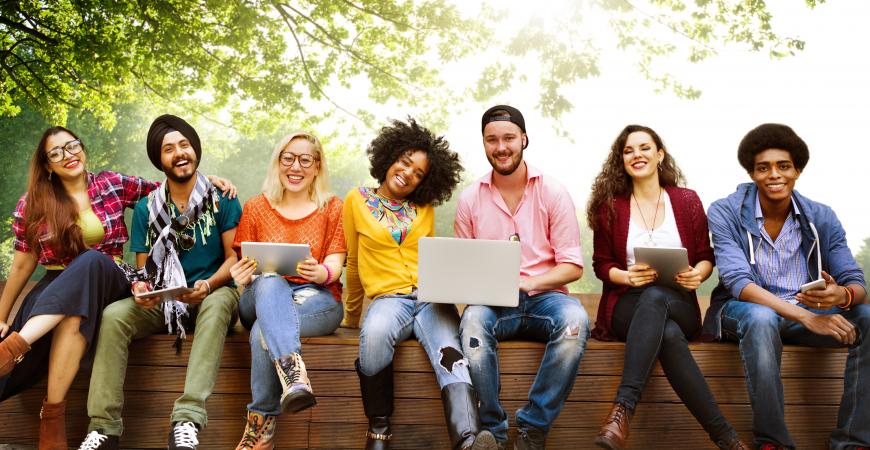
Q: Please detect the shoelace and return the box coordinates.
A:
[172,421,199,448]
[79,431,108,450]
[606,405,627,424]
[238,419,264,448]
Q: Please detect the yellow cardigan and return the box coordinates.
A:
[342,188,434,327]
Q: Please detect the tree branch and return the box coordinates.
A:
[271,1,369,125]
[275,2,420,93]
[0,15,57,45]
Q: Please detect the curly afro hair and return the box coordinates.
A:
[367,117,463,206]
[738,123,809,173]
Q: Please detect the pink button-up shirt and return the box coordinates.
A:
[454,163,583,294]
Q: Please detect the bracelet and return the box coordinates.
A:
[838,285,853,311]
[202,279,212,295]
[320,263,332,286]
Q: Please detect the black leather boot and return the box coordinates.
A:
[442,382,498,450]
[356,359,393,450]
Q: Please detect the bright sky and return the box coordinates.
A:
[429,1,869,251]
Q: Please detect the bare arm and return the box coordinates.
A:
[0,251,38,336]
[519,262,583,293]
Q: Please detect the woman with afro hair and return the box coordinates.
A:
[342,118,497,450]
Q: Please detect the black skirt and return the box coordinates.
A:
[0,249,130,401]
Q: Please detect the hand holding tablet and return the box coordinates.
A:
[240,242,312,277]
[633,246,692,291]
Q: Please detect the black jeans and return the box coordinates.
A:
[612,286,736,443]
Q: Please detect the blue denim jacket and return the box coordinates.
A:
[701,182,866,339]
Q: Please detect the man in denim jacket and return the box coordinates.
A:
[704,123,868,450]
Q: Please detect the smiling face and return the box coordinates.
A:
[483,120,526,176]
[750,148,801,205]
[278,137,320,195]
[379,149,429,200]
[622,131,664,181]
[44,130,87,180]
[160,130,199,183]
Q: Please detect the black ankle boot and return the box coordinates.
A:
[442,382,498,450]
[356,359,393,450]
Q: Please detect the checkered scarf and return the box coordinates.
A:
[123,171,218,349]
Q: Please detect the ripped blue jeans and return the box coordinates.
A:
[358,293,471,387]
[460,291,589,441]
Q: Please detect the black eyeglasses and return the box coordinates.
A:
[279,152,318,168]
[171,215,195,251]
[46,140,83,163]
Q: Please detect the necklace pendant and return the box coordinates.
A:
[644,237,657,247]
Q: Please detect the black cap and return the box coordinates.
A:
[481,105,528,149]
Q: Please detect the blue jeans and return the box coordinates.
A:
[239,276,343,416]
[721,301,870,449]
[358,293,471,387]
[460,291,589,442]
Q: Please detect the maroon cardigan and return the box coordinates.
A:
[591,186,715,341]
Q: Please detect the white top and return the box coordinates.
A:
[626,191,683,266]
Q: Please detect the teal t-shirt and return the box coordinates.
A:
[130,190,242,286]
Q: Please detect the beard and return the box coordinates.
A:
[163,156,199,183]
[489,148,523,176]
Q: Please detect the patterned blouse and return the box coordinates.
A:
[12,171,160,266]
[360,187,417,244]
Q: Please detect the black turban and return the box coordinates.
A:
[146,114,202,170]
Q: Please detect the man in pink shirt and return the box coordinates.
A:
[457,105,589,450]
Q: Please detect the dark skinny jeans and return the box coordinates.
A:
[612,286,737,443]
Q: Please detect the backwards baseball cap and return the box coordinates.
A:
[481,104,528,149]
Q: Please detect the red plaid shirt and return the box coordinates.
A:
[12,171,160,266]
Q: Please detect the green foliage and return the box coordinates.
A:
[1,1,815,131]
[855,236,870,289]
[0,0,486,130]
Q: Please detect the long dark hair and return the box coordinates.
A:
[586,125,686,231]
[24,126,87,257]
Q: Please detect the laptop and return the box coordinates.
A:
[417,237,521,306]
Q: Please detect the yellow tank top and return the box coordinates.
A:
[44,207,117,270]
[79,207,105,247]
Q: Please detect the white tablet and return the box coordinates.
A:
[633,246,691,291]
[134,286,193,300]
[240,242,311,277]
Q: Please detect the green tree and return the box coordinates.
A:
[0,0,485,130]
[1,1,821,131]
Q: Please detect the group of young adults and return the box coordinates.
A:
[0,105,865,450]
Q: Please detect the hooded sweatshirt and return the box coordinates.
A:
[702,182,865,339]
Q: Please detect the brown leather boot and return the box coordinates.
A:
[39,398,67,450]
[0,331,30,376]
[594,403,632,450]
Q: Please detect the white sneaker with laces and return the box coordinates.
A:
[77,430,119,450]
[168,421,200,450]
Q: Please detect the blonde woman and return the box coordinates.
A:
[230,132,346,450]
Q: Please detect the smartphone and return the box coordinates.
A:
[799,278,826,293]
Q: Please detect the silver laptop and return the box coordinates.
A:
[417,237,521,306]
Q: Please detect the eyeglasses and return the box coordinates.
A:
[279,152,317,168]
[46,140,83,163]
[171,215,195,251]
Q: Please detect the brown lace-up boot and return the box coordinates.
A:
[235,410,277,450]
[594,402,632,450]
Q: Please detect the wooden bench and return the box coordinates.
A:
[0,290,847,449]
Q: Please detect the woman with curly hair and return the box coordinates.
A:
[343,118,496,450]
[588,125,746,450]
